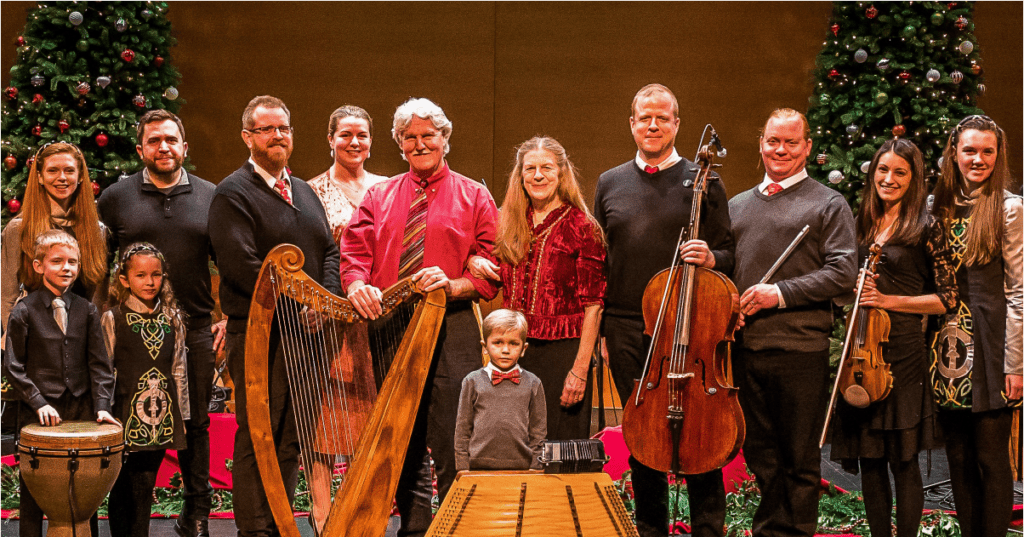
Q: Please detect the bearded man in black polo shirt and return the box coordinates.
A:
[98,109,220,537]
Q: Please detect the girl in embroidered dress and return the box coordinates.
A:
[930,115,1023,537]
[102,243,189,536]
[469,136,607,440]
[829,139,958,536]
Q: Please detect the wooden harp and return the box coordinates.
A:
[246,244,446,536]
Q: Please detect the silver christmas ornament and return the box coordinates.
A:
[958,40,974,54]
[162,87,179,100]
[860,161,871,174]
[937,157,944,169]
[69,11,83,26]
[30,74,44,87]
[877,58,891,71]
[141,9,152,20]
[115,18,127,32]
[97,76,111,88]
[854,49,868,63]
[846,124,860,134]
[977,83,986,95]
[950,70,964,83]
[828,170,844,184]
[926,69,941,83]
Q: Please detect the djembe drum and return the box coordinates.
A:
[17,421,124,537]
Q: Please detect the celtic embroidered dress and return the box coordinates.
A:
[105,303,187,450]
[931,195,1024,412]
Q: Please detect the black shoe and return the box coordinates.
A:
[173,517,209,537]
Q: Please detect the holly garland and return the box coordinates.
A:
[1,1,184,226]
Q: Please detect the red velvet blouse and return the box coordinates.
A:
[499,205,607,340]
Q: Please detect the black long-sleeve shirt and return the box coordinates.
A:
[594,159,735,318]
[208,162,340,331]
[98,171,217,324]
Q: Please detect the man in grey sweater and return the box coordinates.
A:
[728,109,857,536]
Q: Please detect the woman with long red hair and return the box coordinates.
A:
[2,142,107,331]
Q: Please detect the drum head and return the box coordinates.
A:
[19,421,123,453]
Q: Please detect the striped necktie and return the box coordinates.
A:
[52,297,67,334]
[398,182,428,279]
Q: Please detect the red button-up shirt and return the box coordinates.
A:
[339,164,499,300]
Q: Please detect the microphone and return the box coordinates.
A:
[710,127,727,158]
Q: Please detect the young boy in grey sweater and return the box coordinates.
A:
[454,309,546,471]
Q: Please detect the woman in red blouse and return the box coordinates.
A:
[469,136,606,440]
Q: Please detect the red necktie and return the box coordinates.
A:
[644,165,659,174]
[765,182,784,196]
[274,178,292,205]
[491,369,521,386]
[398,181,429,279]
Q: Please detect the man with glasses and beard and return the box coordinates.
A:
[208,95,340,537]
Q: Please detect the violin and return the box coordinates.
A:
[621,128,745,476]
[820,244,893,446]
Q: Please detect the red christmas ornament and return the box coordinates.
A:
[16,36,25,46]
[154,56,164,67]
[121,48,135,62]
[91,182,100,196]
[32,125,42,136]
[7,199,21,213]
[947,2,957,9]
[32,93,43,105]
[898,71,911,81]
[26,157,34,169]
[4,86,17,100]
[955,15,968,30]
[892,124,907,137]
[132,94,146,107]
[865,5,878,19]
[970,63,982,75]
[828,68,841,79]
[816,153,828,165]
[4,155,17,170]
[830,23,840,36]
[58,119,70,133]
[95,133,109,147]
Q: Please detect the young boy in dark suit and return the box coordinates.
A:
[4,229,116,537]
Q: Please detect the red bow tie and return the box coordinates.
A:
[644,165,659,174]
[491,369,521,385]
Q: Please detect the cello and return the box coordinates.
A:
[621,128,745,476]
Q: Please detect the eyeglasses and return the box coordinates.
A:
[246,125,294,136]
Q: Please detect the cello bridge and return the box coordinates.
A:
[666,373,694,380]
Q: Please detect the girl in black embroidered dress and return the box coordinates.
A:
[830,139,957,537]
[102,243,189,537]
[929,115,1023,537]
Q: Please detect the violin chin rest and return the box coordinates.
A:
[842,385,870,409]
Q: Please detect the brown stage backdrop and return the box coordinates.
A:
[3,2,1021,204]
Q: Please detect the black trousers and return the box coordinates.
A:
[108,449,166,537]
[733,348,830,537]
[17,393,99,537]
[178,324,216,520]
[939,407,1015,537]
[603,314,726,537]
[226,329,300,537]
[371,305,482,537]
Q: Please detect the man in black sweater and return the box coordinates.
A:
[97,110,219,537]
[729,109,856,536]
[208,96,340,537]
[594,84,734,537]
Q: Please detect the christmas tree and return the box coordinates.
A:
[1,1,182,225]
[806,1,985,211]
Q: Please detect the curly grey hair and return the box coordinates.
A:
[391,97,452,158]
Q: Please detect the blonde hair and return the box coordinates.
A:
[110,242,185,326]
[482,309,528,341]
[495,136,605,265]
[760,108,811,140]
[631,84,679,119]
[932,115,1009,267]
[32,229,80,261]
[18,143,107,293]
